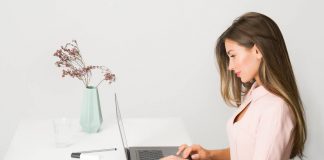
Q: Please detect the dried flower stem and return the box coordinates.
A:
[53,40,116,88]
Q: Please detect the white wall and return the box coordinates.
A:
[0,0,323,159]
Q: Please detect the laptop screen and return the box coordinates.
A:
[114,93,130,159]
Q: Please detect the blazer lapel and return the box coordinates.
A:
[232,97,252,125]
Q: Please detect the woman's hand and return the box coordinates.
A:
[176,144,210,160]
[160,155,187,160]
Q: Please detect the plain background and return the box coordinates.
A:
[0,0,323,159]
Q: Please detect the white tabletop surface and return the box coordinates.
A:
[4,117,191,160]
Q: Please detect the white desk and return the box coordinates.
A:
[4,117,191,160]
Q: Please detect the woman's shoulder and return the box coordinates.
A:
[255,91,286,106]
[253,92,295,125]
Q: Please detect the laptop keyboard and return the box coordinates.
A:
[137,150,164,160]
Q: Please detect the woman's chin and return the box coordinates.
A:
[240,77,251,83]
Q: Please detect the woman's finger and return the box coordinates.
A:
[182,144,203,159]
[191,154,200,160]
[176,144,188,155]
[190,144,202,152]
[160,155,186,160]
[182,146,193,158]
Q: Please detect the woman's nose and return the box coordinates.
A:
[228,61,234,71]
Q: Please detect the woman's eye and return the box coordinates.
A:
[230,55,235,58]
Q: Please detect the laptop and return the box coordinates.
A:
[114,93,185,160]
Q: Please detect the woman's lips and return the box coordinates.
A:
[236,72,241,77]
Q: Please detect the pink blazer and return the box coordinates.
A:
[226,83,296,160]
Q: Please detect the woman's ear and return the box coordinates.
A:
[253,45,263,60]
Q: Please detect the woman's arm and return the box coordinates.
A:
[252,102,295,159]
[207,147,230,160]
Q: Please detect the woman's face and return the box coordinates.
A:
[224,39,262,84]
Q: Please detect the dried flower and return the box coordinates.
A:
[53,40,116,88]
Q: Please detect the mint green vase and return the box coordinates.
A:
[80,86,103,133]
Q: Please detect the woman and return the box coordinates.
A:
[161,12,307,160]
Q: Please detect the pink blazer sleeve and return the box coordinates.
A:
[253,101,295,160]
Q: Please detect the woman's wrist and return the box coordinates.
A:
[206,148,230,160]
[205,149,215,160]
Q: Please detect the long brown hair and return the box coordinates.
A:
[215,12,307,158]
